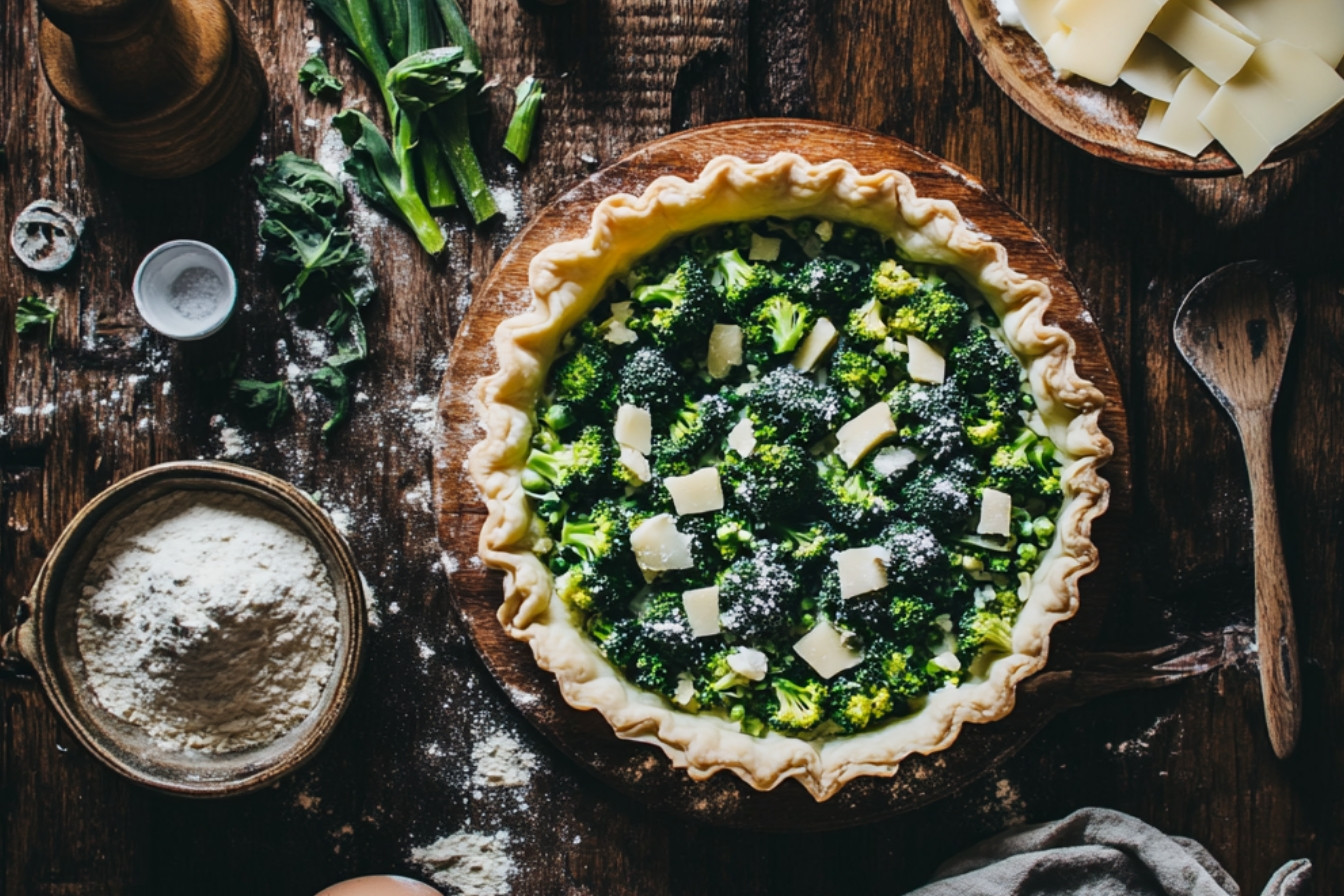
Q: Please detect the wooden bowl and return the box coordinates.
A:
[1,461,365,797]
[946,0,1344,175]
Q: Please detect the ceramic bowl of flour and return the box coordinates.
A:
[0,461,366,796]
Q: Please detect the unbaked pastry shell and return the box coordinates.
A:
[468,153,1112,801]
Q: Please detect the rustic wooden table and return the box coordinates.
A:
[3,0,1342,894]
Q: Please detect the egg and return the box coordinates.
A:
[315,876,440,896]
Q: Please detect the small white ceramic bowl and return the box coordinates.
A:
[132,240,237,340]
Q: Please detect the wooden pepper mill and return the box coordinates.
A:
[38,0,267,178]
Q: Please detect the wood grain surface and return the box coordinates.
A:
[435,118,1132,829]
[3,0,1344,893]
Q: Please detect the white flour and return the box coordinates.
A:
[411,830,515,896]
[76,491,339,753]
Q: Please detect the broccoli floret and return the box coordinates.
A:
[744,293,815,357]
[558,499,636,574]
[743,365,842,445]
[957,590,1022,658]
[627,258,720,349]
[777,520,848,570]
[949,327,1021,399]
[713,248,782,317]
[794,256,871,318]
[654,392,738,474]
[817,567,889,635]
[888,381,967,461]
[880,520,952,592]
[618,347,686,418]
[870,259,922,302]
[826,224,888,263]
[721,442,817,519]
[987,428,1061,501]
[677,508,757,568]
[691,647,759,707]
[554,563,641,615]
[845,297,889,343]
[522,425,617,499]
[717,542,803,642]
[828,677,896,734]
[888,280,971,345]
[550,342,619,418]
[818,454,892,534]
[898,465,974,536]
[637,591,710,664]
[829,347,890,414]
[887,594,938,642]
[859,639,931,700]
[764,676,828,732]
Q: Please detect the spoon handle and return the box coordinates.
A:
[1240,410,1302,758]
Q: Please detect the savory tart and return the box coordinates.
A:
[469,153,1111,800]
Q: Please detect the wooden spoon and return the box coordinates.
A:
[1173,261,1300,759]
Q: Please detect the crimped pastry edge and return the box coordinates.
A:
[467,153,1112,801]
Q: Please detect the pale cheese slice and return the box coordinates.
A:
[673,676,697,706]
[906,335,946,384]
[793,620,863,679]
[1180,0,1260,45]
[978,488,1014,537]
[682,586,721,637]
[1219,0,1344,68]
[604,320,638,345]
[835,402,897,468]
[1121,35,1190,101]
[1015,0,1067,45]
[707,323,743,379]
[835,545,891,599]
[664,466,725,515]
[1050,0,1169,85]
[618,445,651,484]
[870,445,917,478]
[614,404,652,455]
[1149,1,1257,85]
[790,317,839,373]
[1138,67,1218,156]
[748,234,781,262]
[726,417,756,458]
[629,514,694,571]
[1199,40,1344,174]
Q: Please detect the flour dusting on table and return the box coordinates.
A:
[411,830,515,896]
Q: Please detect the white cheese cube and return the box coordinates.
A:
[727,417,757,458]
[608,301,634,323]
[748,234,782,262]
[930,652,963,673]
[835,402,897,468]
[1050,0,1168,85]
[618,446,651,484]
[707,323,744,379]
[664,467,725,515]
[835,545,891,599]
[1138,67,1218,156]
[793,620,864,679]
[614,404,652,455]
[790,317,839,373]
[682,586,721,637]
[978,488,1014,537]
[673,675,697,706]
[629,513,694,571]
[727,647,769,681]
[906,335,946,384]
[1149,1,1257,85]
[605,320,638,345]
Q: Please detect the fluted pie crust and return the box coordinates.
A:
[468,153,1111,800]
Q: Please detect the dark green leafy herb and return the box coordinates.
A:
[15,295,58,346]
[310,364,352,434]
[386,47,477,113]
[255,152,374,436]
[231,378,293,428]
[299,56,345,98]
[504,76,544,163]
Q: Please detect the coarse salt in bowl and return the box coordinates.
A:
[132,239,237,340]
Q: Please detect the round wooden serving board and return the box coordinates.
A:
[435,119,1132,830]
[945,0,1343,176]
